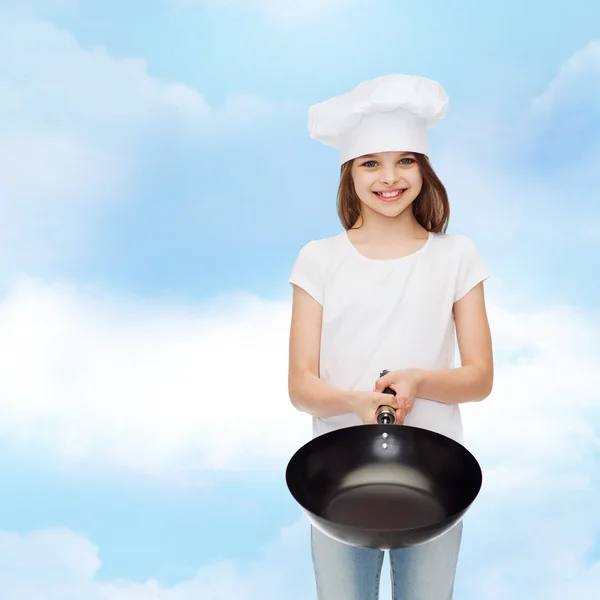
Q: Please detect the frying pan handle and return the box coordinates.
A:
[376,369,397,425]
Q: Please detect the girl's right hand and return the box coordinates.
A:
[348,391,405,425]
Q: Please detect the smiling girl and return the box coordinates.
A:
[287,75,493,599]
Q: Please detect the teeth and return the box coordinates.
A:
[376,190,405,198]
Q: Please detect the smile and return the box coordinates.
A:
[373,189,407,202]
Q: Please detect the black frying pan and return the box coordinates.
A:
[285,370,483,550]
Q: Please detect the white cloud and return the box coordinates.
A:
[0,276,599,495]
[0,278,310,478]
[0,11,279,281]
[0,11,285,134]
[0,129,128,279]
[185,0,353,23]
[0,529,101,592]
[0,9,282,144]
[0,521,316,600]
[0,14,211,132]
[0,277,594,599]
[0,16,598,599]
[2,499,600,600]
[530,39,600,116]
[431,41,600,247]
[0,13,596,600]
[526,38,600,176]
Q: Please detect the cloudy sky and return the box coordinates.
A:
[0,0,599,598]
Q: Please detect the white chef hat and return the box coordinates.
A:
[308,74,449,164]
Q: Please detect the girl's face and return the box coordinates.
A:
[350,151,423,220]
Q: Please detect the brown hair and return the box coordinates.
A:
[336,153,450,233]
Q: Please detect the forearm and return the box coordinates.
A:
[288,369,353,418]
[414,365,493,404]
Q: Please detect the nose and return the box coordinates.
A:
[380,165,399,185]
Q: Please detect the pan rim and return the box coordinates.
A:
[285,423,483,533]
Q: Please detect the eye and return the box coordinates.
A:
[362,160,378,168]
[399,158,414,165]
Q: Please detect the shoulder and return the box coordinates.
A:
[429,233,489,300]
[293,232,347,267]
[297,232,345,255]
[429,232,484,262]
[289,232,346,303]
[430,232,478,250]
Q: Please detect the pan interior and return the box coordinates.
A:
[286,425,482,532]
[322,462,447,530]
[324,483,445,530]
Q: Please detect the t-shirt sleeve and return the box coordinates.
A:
[288,241,324,305]
[454,236,490,302]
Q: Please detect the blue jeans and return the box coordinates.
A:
[310,521,463,600]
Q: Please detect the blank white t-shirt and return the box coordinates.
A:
[288,230,489,445]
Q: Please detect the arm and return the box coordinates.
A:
[287,285,354,417]
[414,282,494,404]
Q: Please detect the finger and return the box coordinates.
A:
[395,408,405,424]
[395,395,407,408]
[373,390,398,405]
[375,374,393,391]
[384,394,400,408]
[380,384,397,397]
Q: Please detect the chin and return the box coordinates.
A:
[367,201,412,218]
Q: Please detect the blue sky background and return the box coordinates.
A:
[0,0,599,598]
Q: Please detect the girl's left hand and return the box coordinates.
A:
[374,369,421,420]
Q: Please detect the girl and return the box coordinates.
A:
[287,74,494,600]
